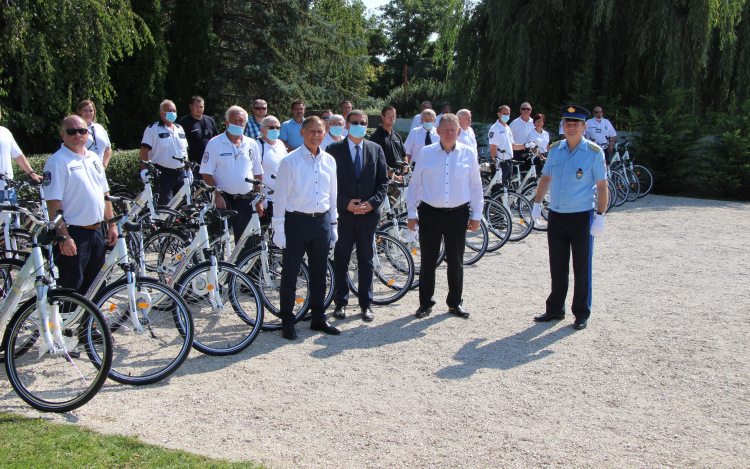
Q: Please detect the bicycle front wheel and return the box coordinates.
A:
[611,171,629,207]
[633,165,653,197]
[176,262,263,355]
[90,277,193,385]
[483,198,512,251]
[4,292,112,413]
[463,220,489,265]
[348,233,414,305]
[521,185,549,231]
[492,191,534,241]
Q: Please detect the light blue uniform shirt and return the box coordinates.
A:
[542,137,607,213]
[279,119,304,149]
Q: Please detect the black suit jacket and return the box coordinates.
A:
[327,137,389,227]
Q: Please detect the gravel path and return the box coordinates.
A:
[2,194,749,468]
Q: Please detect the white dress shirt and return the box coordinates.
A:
[456,126,477,152]
[488,121,513,160]
[410,114,423,130]
[199,132,263,194]
[258,139,287,202]
[435,113,443,126]
[584,118,617,146]
[407,142,483,221]
[509,117,535,145]
[271,146,338,224]
[321,132,344,151]
[404,126,440,164]
[347,137,363,163]
[525,128,550,154]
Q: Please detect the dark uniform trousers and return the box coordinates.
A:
[53,225,107,295]
[333,223,377,310]
[279,212,331,324]
[546,209,594,320]
[221,191,256,251]
[418,203,470,308]
[154,165,185,207]
[512,149,533,174]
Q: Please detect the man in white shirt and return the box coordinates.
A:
[455,109,477,153]
[585,106,617,164]
[200,105,264,244]
[410,101,432,130]
[488,105,514,185]
[257,115,287,224]
[509,102,535,161]
[435,102,451,127]
[406,114,483,319]
[44,115,117,295]
[404,109,439,165]
[272,116,340,340]
[139,99,190,206]
[0,110,41,203]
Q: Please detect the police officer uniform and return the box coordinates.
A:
[535,106,607,329]
[200,132,263,242]
[44,144,109,294]
[141,121,189,205]
[456,125,477,152]
[584,116,617,164]
[488,120,514,184]
[0,126,26,203]
[85,122,111,164]
[403,125,439,165]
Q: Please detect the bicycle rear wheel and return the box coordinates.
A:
[521,185,549,231]
[89,277,193,385]
[611,171,629,207]
[633,165,653,197]
[622,168,640,202]
[378,221,420,289]
[483,198,512,251]
[463,220,488,265]
[176,262,263,355]
[491,191,534,241]
[3,292,112,413]
[347,233,414,305]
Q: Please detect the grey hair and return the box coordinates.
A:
[456,109,471,119]
[225,105,248,121]
[261,116,280,127]
[159,99,175,111]
[329,114,345,125]
[421,109,436,119]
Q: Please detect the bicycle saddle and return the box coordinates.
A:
[213,209,238,219]
[37,229,66,246]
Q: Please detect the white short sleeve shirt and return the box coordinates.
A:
[86,123,111,163]
[488,121,514,160]
[526,129,550,154]
[509,117,535,145]
[258,139,288,201]
[200,132,263,195]
[584,118,617,145]
[141,121,189,169]
[404,126,440,164]
[456,126,477,151]
[0,126,24,190]
[43,144,109,226]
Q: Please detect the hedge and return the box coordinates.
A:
[15,149,142,189]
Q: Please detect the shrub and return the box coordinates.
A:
[385,78,451,117]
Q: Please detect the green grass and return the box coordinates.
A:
[0,412,266,469]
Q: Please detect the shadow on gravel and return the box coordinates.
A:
[435,322,576,379]
[308,313,451,359]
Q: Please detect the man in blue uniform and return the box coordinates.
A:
[531,105,608,330]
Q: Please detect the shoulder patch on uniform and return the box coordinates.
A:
[489,132,494,138]
[588,143,602,152]
[203,152,209,163]
[550,140,562,148]
[43,171,52,186]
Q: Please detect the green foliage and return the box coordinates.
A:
[0,412,266,468]
[15,150,142,190]
[697,100,750,200]
[385,78,451,117]
[0,0,150,153]
[628,88,704,195]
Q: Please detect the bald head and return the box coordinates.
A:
[62,115,86,130]
[60,115,89,154]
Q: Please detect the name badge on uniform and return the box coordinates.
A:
[219,153,232,157]
[93,160,102,174]
[158,133,170,138]
[179,133,186,139]
[596,128,601,133]
[576,168,583,179]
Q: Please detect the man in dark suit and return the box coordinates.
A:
[327,110,389,321]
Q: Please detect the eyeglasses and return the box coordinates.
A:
[594,111,603,113]
[264,126,280,130]
[382,114,396,119]
[254,107,267,110]
[322,117,330,121]
[349,121,367,126]
[521,108,531,111]
[64,128,89,135]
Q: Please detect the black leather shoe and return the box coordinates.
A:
[415,305,432,318]
[573,318,588,330]
[361,307,374,322]
[448,304,470,318]
[310,321,341,335]
[333,305,346,319]
[281,321,298,340]
[534,312,565,322]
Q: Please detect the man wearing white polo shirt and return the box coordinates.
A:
[509,102,535,161]
[488,105,514,184]
[200,106,263,243]
[0,109,41,202]
[585,106,617,164]
[44,115,117,295]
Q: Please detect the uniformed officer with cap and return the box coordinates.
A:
[200,105,264,243]
[531,105,608,330]
[44,115,117,295]
[139,99,190,206]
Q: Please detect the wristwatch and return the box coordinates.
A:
[596,211,605,216]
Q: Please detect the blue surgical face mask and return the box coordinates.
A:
[165,111,177,123]
[501,115,510,123]
[349,124,367,138]
[423,122,434,130]
[266,129,280,141]
[227,123,244,136]
[329,126,344,137]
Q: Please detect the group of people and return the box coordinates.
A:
[0,95,610,337]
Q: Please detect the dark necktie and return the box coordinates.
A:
[425,130,432,146]
[354,145,362,179]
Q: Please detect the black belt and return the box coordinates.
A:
[290,210,327,218]
[420,202,469,213]
[154,164,183,174]
[70,222,102,231]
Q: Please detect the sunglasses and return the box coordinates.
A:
[521,108,531,111]
[254,107,267,110]
[264,125,280,130]
[349,121,367,126]
[322,116,330,121]
[64,128,89,135]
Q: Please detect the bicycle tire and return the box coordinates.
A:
[611,171,629,207]
[378,221,421,289]
[483,198,512,251]
[0,228,32,259]
[491,191,534,241]
[347,233,414,305]
[89,277,193,385]
[463,219,489,265]
[235,245,310,331]
[521,185,549,231]
[142,227,193,280]
[633,165,653,197]
[0,258,36,363]
[622,168,640,202]
[3,291,112,413]
[175,261,263,355]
